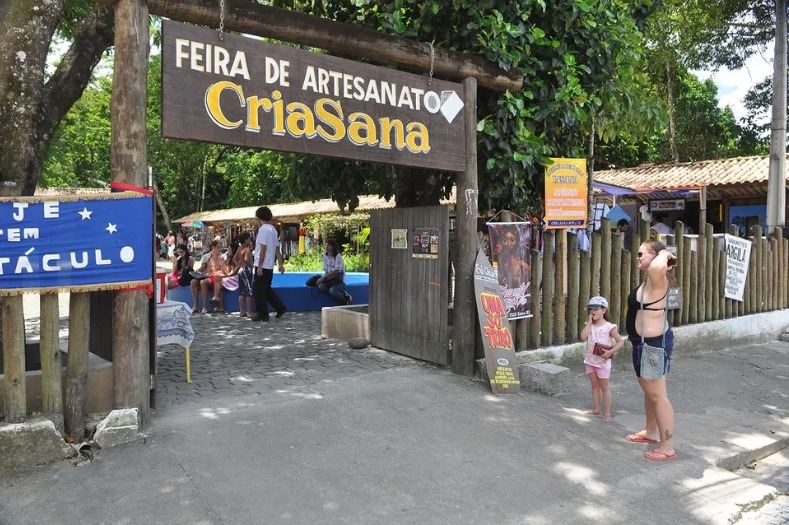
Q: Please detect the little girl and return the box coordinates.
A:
[580,296,624,421]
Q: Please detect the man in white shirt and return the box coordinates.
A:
[251,206,287,322]
[650,214,674,238]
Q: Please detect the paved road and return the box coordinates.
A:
[6,294,789,524]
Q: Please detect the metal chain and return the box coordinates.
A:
[218,0,225,41]
[428,42,435,84]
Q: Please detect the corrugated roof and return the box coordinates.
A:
[176,189,457,224]
[594,155,789,192]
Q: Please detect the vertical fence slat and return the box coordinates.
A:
[567,232,579,344]
[2,296,26,423]
[726,225,738,318]
[555,231,567,344]
[697,228,707,322]
[65,293,91,441]
[591,232,601,296]
[770,235,777,311]
[530,248,542,348]
[620,249,631,331]
[674,221,685,326]
[705,224,714,321]
[610,233,623,325]
[579,248,591,331]
[689,248,698,324]
[712,237,721,321]
[541,230,554,347]
[600,218,612,304]
[39,293,63,433]
[782,235,788,309]
[682,236,692,325]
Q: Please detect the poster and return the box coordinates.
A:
[391,228,407,249]
[0,193,153,295]
[544,157,588,229]
[473,250,520,394]
[724,234,752,302]
[487,222,532,319]
[411,227,439,259]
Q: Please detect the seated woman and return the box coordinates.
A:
[190,241,225,313]
[209,242,240,313]
[317,239,352,305]
[167,244,195,289]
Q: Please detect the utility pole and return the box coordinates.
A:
[767,0,787,231]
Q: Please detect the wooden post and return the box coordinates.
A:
[579,248,591,332]
[753,226,762,312]
[697,228,706,321]
[712,237,721,321]
[567,232,579,344]
[770,235,777,311]
[541,230,554,347]
[689,248,698,324]
[39,293,63,433]
[554,230,566,344]
[65,293,90,441]
[600,218,612,304]
[705,224,714,321]
[529,248,542,349]
[681,236,692,325]
[698,186,707,235]
[674,220,685,326]
[2,295,26,423]
[452,76,478,376]
[610,233,622,325]
[620,249,631,331]
[111,0,151,426]
[590,231,601,296]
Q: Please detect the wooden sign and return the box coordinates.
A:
[162,20,465,172]
[667,287,682,310]
[473,250,520,394]
[649,199,685,212]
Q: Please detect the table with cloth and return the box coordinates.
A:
[156,300,195,382]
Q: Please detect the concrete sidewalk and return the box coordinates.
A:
[1,313,788,524]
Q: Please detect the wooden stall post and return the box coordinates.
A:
[39,293,63,433]
[590,230,601,296]
[600,218,612,304]
[620,249,631,331]
[681,236,692,324]
[1,295,25,423]
[554,230,566,344]
[753,226,763,312]
[452,76,478,376]
[705,224,714,321]
[111,0,151,427]
[712,237,721,321]
[610,232,623,326]
[674,220,685,326]
[579,246,591,332]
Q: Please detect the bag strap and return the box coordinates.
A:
[639,283,668,348]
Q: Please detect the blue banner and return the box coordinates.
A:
[0,193,153,294]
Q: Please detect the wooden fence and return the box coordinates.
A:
[517,219,788,349]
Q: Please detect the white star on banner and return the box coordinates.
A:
[106,223,117,234]
[78,207,93,220]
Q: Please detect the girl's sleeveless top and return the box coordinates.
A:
[587,321,616,370]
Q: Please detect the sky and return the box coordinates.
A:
[694,46,774,124]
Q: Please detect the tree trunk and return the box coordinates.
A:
[666,62,679,164]
[393,167,451,208]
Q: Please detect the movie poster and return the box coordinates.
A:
[487,222,532,320]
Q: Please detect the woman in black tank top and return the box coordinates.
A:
[625,239,679,462]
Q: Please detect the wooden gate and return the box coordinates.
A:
[369,206,449,365]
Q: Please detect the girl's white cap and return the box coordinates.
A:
[586,296,608,309]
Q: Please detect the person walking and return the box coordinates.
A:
[251,207,287,322]
[580,296,624,422]
[625,239,678,461]
[317,239,352,305]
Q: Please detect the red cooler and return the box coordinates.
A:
[155,269,167,303]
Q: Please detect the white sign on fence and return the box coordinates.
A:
[724,234,752,302]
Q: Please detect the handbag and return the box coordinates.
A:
[593,342,613,357]
[639,286,668,380]
[322,274,343,287]
[305,274,321,287]
[584,333,610,368]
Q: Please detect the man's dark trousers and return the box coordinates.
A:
[253,268,286,319]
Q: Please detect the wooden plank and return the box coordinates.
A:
[600,218,612,306]
[1,296,26,423]
[39,293,63,433]
[620,249,631,331]
[529,249,542,349]
[689,248,698,324]
[579,249,591,331]
[682,237,691,325]
[566,232,579,344]
[705,224,714,321]
[674,220,685,326]
[610,233,623,327]
[65,293,90,441]
[541,230,554,347]
[554,231,566,344]
[111,0,151,428]
[590,231,601,296]
[712,237,721,320]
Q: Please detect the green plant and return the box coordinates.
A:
[283,247,323,272]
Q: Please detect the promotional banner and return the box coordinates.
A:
[162,20,465,172]
[544,157,588,229]
[487,222,532,319]
[0,193,153,295]
[724,234,752,302]
[473,250,520,394]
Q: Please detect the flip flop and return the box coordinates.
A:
[209,297,220,303]
[601,414,612,422]
[210,307,224,313]
[192,307,199,313]
[626,433,659,444]
[200,308,208,314]
[584,409,600,415]
[645,449,677,461]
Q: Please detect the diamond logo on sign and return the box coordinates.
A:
[440,91,464,123]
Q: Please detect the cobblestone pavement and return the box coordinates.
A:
[154,309,424,409]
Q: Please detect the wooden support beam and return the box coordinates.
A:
[65,293,90,442]
[39,293,64,433]
[111,0,151,428]
[452,76,478,376]
[95,0,523,92]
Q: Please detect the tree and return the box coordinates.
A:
[0,2,115,196]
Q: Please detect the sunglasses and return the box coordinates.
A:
[637,252,654,258]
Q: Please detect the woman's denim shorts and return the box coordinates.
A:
[631,328,674,378]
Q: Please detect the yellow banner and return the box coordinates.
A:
[544,157,588,229]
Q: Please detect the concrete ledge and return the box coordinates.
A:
[94,408,143,449]
[0,417,75,470]
[321,305,370,341]
[519,363,572,396]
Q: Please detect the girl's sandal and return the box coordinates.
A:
[601,414,613,422]
[200,308,208,314]
[584,409,600,415]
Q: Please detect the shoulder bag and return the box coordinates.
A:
[639,287,668,380]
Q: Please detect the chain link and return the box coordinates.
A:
[218,0,225,41]
[428,42,435,84]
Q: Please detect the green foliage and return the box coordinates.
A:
[284,247,324,272]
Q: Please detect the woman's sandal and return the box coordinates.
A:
[584,409,600,415]
[192,307,199,313]
[200,308,208,314]
[210,307,224,313]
